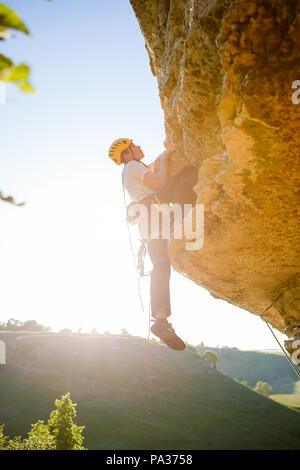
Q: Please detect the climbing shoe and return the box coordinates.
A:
[151,319,186,351]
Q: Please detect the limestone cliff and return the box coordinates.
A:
[129,0,300,342]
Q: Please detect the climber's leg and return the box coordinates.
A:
[146,238,185,351]
[147,238,171,319]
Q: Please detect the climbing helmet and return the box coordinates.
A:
[108,138,132,165]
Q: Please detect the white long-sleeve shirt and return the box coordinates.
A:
[122,160,155,202]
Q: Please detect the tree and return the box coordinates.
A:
[121,328,130,336]
[59,328,73,335]
[203,350,218,369]
[234,378,249,387]
[3,421,55,450]
[47,393,85,450]
[21,421,55,450]
[253,381,273,397]
[22,320,51,331]
[4,318,23,330]
[0,425,8,448]
[186,343,199,358]
[0,393,85,450]
[0,318,51,332]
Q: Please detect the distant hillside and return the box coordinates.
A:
[196,346,298,394]
[0,332,300,450]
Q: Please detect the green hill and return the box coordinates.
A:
[196,346,298,394]
[0,332,300,450]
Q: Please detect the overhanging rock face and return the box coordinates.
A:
[130,0,300,336]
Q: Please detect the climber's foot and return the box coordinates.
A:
[151,319,185,351]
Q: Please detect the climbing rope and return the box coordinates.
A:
[147,296,151,374]
[179,270,300,379]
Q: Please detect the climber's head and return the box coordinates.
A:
[122,142,144,164]
[108,138,144,165]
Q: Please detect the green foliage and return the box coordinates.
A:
[0,3,34,206]
[21,421,55,450]
[0,56,34,93]
[0,4,33,93]
[234,378,249,387]
[0,393,85,450]
[0,425,8,448]
[0,4,29,35]
[2,421,55,450]
[253,381,273,397]
[47,393,85,450]
[203,350,218,369]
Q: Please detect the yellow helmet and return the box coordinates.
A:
[108,138,132,165]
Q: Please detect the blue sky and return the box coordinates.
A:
[0,0,287,351]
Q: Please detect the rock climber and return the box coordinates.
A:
[108,138,198,351]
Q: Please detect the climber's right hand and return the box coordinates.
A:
[160,147,175,160]
[164,140,176,152]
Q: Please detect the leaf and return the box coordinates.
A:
[0,53,12,71]
[0,4,29,35]
[8,62,30,81]
[0,54,34,93]
[7,62,34,92]
[17,80,34,93]
[0,190,25,206]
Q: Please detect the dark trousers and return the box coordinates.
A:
[146,166,198,319]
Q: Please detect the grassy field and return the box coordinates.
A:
[270,382,300,410]
[0,332,300,450]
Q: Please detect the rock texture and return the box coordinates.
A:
[130,0,300,338]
